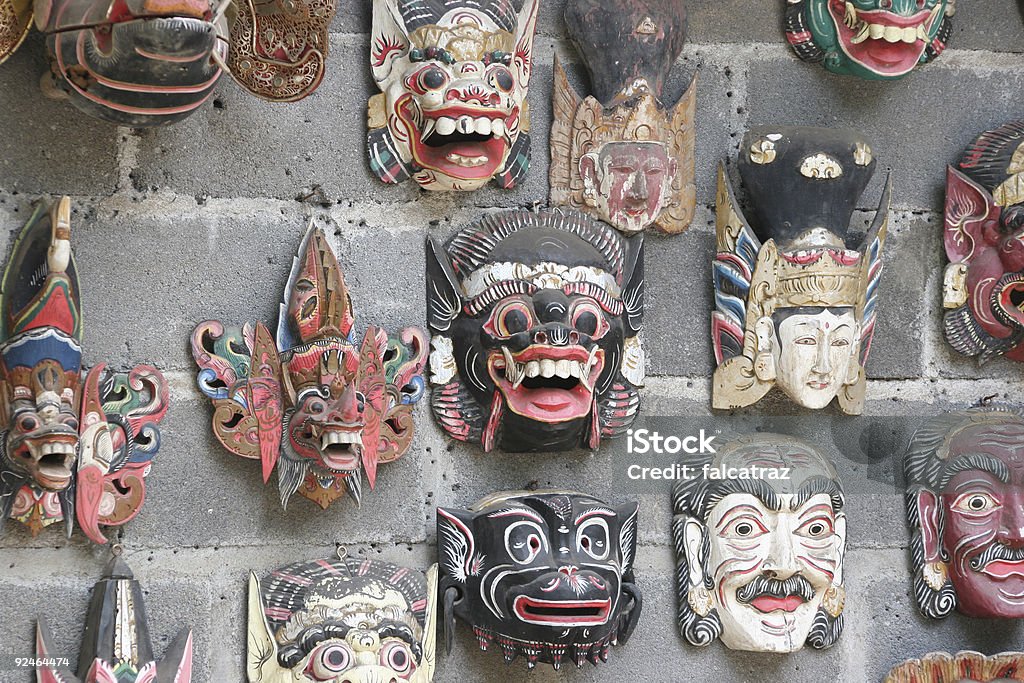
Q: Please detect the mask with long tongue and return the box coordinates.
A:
[426,208,645,453]
[0,197,169,542]
[785,0,951,80]
[192,221,428,510]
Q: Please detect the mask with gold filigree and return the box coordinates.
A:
[942,121,1024,364]
[711,126,890,413]
[426,208,644,452]
[367,0,539,191]
[550,0,695,234]
[192,222,428,509]
[0,197,169,542]
[884,651,1024,683]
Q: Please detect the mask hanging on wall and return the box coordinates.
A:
[942,121,1024,364]
[672,433,847,652]
[550,0,696,234]
[0,197,169,543]
[426,208,644,452]
[367,0,540,191]
[37,551,194,682]
[222,0,338,102]
[712,126,890,414]
[32,0,228,125]
[884,651,1024,683]
[904,408,1024,619]
[784,0,952,80]
[437,490,642,669]
[192,222,428,509]
[247,554,438,682]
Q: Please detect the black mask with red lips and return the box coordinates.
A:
[436,491,642,670]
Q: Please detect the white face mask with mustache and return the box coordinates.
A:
[705,492,847,652]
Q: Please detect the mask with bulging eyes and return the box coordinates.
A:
[436,490,642,670]
[247,556,438,683]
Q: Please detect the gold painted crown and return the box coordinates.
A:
[408,23,514,62]
[773,243,864,309]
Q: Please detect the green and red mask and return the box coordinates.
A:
[785,0,951,80]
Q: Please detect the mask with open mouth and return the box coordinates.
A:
[246,556,438,683]
[905,408,1024,619]
[884,651,1024,683]
[550,0,696,235]
[0,197,169,542]
[437,490,641,670]
[192,222,427,509]
[672,433,847,652]
[942,121,1024,364]
[37,553,194,683]
[367,0,539,191]
[32,0,227,125]
[785,0,951,79]
[426,208,644,452]
[712,126,889,414]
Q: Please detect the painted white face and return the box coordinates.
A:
[773,309,858,409]
[707,492,846,653]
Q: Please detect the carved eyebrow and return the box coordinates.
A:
[794,476,844,513]
[715,504,766,531]
[575,507,616,524]
[796,502,834,521]
[487,506,544,524]
[939,454,1010,488]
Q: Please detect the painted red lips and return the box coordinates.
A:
[749,595,807,613]
[981,559,1024,580]
[828,0,942,76]
[488,345,605,423]
[512,595,612,626]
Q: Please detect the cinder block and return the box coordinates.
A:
[0,35,118,196]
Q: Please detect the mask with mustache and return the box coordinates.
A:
[673,433,847,652]
[905,408,1024,618]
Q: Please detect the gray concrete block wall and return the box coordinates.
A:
[2,0,1024,681]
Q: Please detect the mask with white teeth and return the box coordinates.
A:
[192,222,428,510]
[367,0,540,191]
[426,208,644,453]
[785,0,951,79]
[0,197,170,543]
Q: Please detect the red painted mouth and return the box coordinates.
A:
[487,345,604,423]
[828,0,942,76]
[993,275,1024,329]
[512,595,612,626]
[749,595,807,613]
[397,96,512,182]
[982,560,1024,580]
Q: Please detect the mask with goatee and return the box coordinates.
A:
[192,222,427,509]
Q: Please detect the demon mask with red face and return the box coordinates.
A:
[0,197,169,542]
[437,490,641,670]
[367,0,539,191]
[943,121,1024,364]
[905,409,1024,619]
[426,209,644,452]
[37,554,194,683]
[192,223,427,509]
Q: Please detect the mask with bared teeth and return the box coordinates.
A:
[367,0,540,191]
[426,208,644,452]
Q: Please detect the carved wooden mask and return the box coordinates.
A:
[367,0,539,191]
[785,0,951,80]
[437,490,641,670]
[711,126,890,414]
[943,121,1024,364]
[550,0,695,234]
[0,197,169,542]
[885,651,1024,683]
[32,0,226,125]
[426,208,644,452]
[0,0,31,62]
[192,222,428,509]
[247,557,438,682]
[905,409,1024,619]
[37,555,194,682]
[672,434,847,652]
[224,0,338,102]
